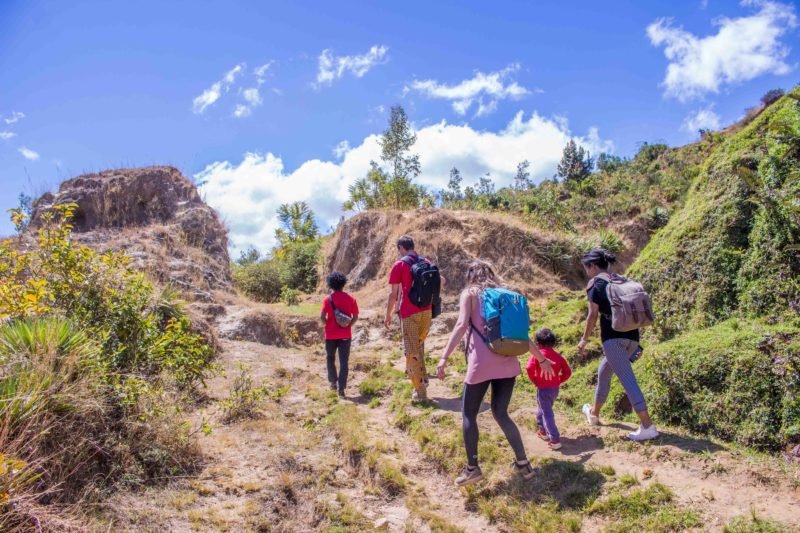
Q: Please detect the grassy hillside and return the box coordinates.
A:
[528,91,800,451]
[629,88,800,338]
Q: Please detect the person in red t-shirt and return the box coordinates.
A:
[320,271,359,397]
[385,235,433,401]
[526,328,572,450]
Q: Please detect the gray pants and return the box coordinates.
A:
[595,338,647,413]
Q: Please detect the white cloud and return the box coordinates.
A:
[682,105,722,132]
[232,87,263,119]
[316,45,389,86]
[196,111,611,254]
[254,62,273,84]
[4,111,24,124]
[18,147,39,161]
[647,1,798,101]
[232,104,251,118]
[192,63,245,114]
[243,88,262,106]
[0,131,16,140]
[333,140,351,159]
[405,64,530,116]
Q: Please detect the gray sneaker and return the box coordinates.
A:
[455,466,483,486]
[411,390,427,402]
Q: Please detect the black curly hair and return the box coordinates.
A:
[535,328,557,347]
[327,271,347,292]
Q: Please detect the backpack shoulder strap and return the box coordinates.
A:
[468,319,489,344]
[401,255,419,267]
[328,294,338,312]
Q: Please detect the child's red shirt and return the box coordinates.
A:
[526,346,572,388]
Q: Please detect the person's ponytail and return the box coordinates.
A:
[581,248,615,270]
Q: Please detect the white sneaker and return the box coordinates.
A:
[628,424,659,441]
[582,404,599,426]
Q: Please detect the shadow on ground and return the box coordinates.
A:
[480,457,605,510]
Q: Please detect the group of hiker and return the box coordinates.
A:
[319,235,659,486]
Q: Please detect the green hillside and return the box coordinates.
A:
[629,88,800,338]
[536,89,800,451]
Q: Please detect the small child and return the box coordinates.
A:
[320,271,359,397]
[526,328,572,450]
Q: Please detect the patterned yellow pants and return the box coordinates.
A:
[401,310,432,394]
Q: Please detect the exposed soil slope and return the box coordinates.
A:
[324,209,588,311]
[31,166,231,299]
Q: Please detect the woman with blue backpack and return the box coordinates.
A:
[437,260,555,486]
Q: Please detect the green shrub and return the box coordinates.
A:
[219,364,289,423]
[280,287,301,306]
[642,319,799,450]
[0,206,216,520]
[232,257,287,302]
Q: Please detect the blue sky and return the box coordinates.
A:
[1,0,797,251]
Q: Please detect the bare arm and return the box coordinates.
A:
[385,284,401,329]
[528,339,555,378]
[578,302,600,355]
[441,290,471,361]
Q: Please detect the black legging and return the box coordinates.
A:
[462,376,527,467]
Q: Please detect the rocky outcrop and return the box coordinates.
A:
[32,166,231,299]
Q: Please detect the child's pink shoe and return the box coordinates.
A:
[536,428,550,441]
[548,440,562,450]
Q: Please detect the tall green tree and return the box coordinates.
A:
[275,201,319,248]
[380,105,421,183]
[440,167,463,207]
[513,160,532,190]
[344,105,425,211]
[557,139,594,184]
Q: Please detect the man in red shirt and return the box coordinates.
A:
[385,235,432,401]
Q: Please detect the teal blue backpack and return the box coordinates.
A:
[469,287,530,356]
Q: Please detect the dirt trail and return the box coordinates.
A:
[103,306,800,532]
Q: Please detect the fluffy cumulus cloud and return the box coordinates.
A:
[316,45,389,86]
[405,64,530,117]
[192,63,246,114]
[682,105,722,132]
[3,111,25,124]
[0,131,16,140]
[18,147,39,161]
[647,0,798,101]
[196,112,611,254]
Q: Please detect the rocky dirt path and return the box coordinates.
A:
[102,315,800,532]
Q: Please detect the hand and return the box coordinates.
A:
[539,358,555,379]
[437,358,447,380]
[384,315,393,330]
[577,339,589,356]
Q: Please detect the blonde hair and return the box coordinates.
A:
[466,260,502,290]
